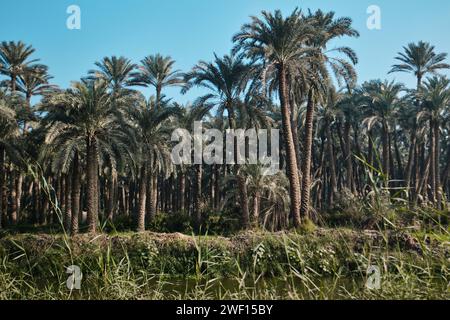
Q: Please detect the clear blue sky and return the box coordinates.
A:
[2,0,450,103]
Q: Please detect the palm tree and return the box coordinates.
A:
[418,76,450,205]
[89,56,136,220]
[16,66,55,131]
[361,80,405,182]
[131,54,184,109]
[127,96,179,231]
[299,9,359,219]
[0,91,20,228]
[183,52,255,227]
[233,9,313,226]
[390,41,450,200]
[43,79,134,233]
[0,41,42,93]
[172,103,211,228]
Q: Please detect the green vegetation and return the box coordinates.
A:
[0,7,450,300]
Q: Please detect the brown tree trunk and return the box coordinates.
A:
[300,89,315,219]
[137,165,147,232]
[193,164,202,229]
[325,119,337,207]
[277,64,301,226]
[71,151,81,235]
[434,120,441,207]
[9,167,17,225]
[86,137,98,233]
[237,174,250,229]
[65,173,72,231]
[0,147,4,229]
[180,169,185,212]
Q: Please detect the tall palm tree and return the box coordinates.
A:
[43,79,134,233]
[131,54,184,109]
[361,80,405,182]
[390,41,450,199]
[418,76,450,205]
[0,92,20,228]
[299,9,359,219]
[183,52,255,228]
[127,96,179,231]
[233,9,313,226]
[89,56,136,220]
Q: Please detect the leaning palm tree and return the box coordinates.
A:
[389,41,450,200]
[43,79,134,234]
[233,9,313,226]
[131,54,184,109]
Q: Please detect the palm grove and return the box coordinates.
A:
[1,9,449,236]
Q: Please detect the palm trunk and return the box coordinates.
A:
[9,167,17,225]
[137,165,147,232]
[253,191,260,228]
[325,119,337,207]
[382,120,390,184]
[429,118,436,202]
[434,119,441,207]
[344,121,354,193]
[0,147,4,229]
[180,170,185,212]
[237,174,250,229]
[300,89,315,219]
[65,173,72,231]
[71,151,81,235]
[86,137,98,233]
[277,64,301,226]
[193,164,202,229]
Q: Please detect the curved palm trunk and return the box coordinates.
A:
[137,165,147,232]
[86,137,99,233]
[71,151,81,235]
[277,64,301,226]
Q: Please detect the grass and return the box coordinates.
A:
[0,227,448,300]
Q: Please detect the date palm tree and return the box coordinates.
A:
[127,96,180,231]
[0,91,20,228]
[390,41,450,200]
[299,9,359,219]
[233,9,313,226]
[43,79,134,234]
[89,56,136,220]
[361,80,405,183]
[418,76,450,205]
[0,41,43,93]
[183,52,255,227]
[131,54,184,109]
